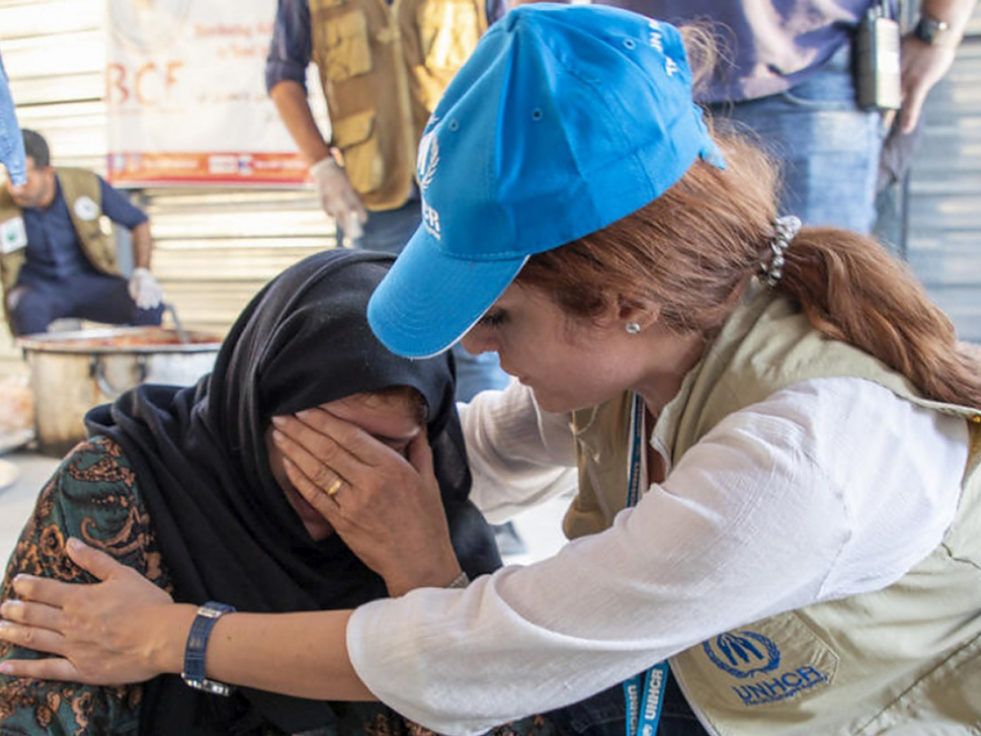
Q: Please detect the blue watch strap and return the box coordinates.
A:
[181,601,236,696]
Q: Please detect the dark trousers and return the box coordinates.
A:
[7,270,163,336]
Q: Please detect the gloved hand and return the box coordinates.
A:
[128,268,163,310]
[310,155,367,242]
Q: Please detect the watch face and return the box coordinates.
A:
[181,673,233,696]
[917,16,950,44]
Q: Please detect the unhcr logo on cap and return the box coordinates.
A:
[417,127,439,191]
[417,127,441,240]
[647,20,679,77]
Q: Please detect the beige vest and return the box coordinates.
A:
[0,167,118,296]
[568,282,981,734]
[309,0,486,210]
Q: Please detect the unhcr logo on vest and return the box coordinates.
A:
[703,630,830,706]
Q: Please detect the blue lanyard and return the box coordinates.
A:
[622,393,670,736]
[623,663,669,736]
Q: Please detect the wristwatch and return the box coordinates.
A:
[181,601,236,696]
[913,15,953,45]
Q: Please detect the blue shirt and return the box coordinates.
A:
[19,174,148,283]
[265,0,506,93]
[0,50,25,186]
[597,1,883,102]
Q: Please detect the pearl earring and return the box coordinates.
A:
[625,322,641,335]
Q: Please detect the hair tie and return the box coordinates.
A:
[761,215,801,287]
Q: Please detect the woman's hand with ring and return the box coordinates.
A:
[270,410,462,597]
[325,478,343,497]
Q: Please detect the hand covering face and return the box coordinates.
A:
[86,249,502,735]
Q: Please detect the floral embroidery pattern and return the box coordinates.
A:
[0,437,166,735]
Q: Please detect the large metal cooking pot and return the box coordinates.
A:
[19,326,222,456]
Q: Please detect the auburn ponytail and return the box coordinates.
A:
[519,125,981,409]
[777,227,981,407]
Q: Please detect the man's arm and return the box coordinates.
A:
[269,79,332,165]
[265,0,330,167]
[130,220,152,270]
[99,178,163,309]
[270,79,367,234]
[900,0,979,132]
[265,0,366,234]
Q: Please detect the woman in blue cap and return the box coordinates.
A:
[2,3,980,735]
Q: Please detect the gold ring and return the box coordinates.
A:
[326,478,343,497]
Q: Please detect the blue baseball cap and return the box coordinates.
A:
[368,3,724,358]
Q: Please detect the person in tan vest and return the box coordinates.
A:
[0,129,163,337]
[264,0,512,405]
[2,7,980,735]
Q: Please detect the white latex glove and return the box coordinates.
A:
[128,268,163,310]
[310,156,367,242]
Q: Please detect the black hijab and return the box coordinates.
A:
[86,250,501,735]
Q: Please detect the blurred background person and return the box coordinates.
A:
[579,0,978,234]
[264,0,512,406]
[0,129,164,338]
[265,0,504,253]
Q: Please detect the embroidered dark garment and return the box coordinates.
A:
[0,438,152,735]
[0,251,628,735]
[0,437,567,735]
[0,251,503,735]
[84,251,504,734]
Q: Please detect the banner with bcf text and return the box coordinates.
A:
[105,0,318,186]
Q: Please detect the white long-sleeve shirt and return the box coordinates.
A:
[347,377,968,735]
